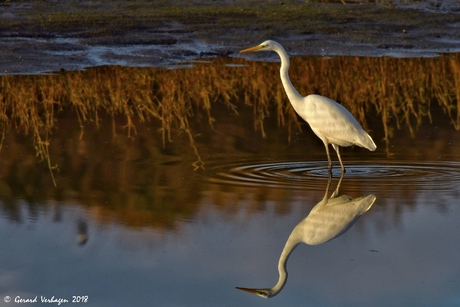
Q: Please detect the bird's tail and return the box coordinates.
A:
[362,133,377,151]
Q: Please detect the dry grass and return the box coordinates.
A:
[0,54,459,183]
[0,54,459,228]
[238,54,460,154]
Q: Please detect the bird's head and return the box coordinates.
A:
[235,286,272,299]
[239,40,279,53]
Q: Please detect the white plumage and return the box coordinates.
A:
[236,174,376,298]
[240,40,376,172]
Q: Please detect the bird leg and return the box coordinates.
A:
[324,142,333,173]
[332,144,346,173]
[330,171,345,199]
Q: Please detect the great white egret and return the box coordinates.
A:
[239,40,376,173]
[236,174,376,298]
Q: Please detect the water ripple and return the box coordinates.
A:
[205,160,460,190]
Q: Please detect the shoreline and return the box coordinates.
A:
[0,1,459,74]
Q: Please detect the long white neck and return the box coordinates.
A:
[272,44,304,110]
[268,229,302,297]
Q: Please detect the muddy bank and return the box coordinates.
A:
[0,0,459,74]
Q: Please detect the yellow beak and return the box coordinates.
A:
[239,45,262,53]
[235,287,259,294]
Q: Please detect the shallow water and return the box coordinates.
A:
[1,58,460,307]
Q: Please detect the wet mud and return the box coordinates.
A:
[0,0,459,74]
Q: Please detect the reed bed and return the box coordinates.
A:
[239,54,460,152]
[0,54,459,182]
[0,54,459,228]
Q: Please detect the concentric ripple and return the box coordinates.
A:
[204,160,460,190]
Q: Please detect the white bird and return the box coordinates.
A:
[236,174,376,298]
[239,40,376,173]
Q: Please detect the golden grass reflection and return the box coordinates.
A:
[0,54,459,229]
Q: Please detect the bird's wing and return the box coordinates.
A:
[302,95,371,148]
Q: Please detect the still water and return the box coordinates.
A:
[1,57,460,307]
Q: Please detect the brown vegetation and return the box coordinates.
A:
[1,54,460,173]
[0,55,459,228]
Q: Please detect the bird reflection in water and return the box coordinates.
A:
[236,174,376,298]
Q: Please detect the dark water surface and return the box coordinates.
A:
[1,57,460,307]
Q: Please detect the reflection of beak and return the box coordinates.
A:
[235,287,259,294]
[239,45,262,53]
